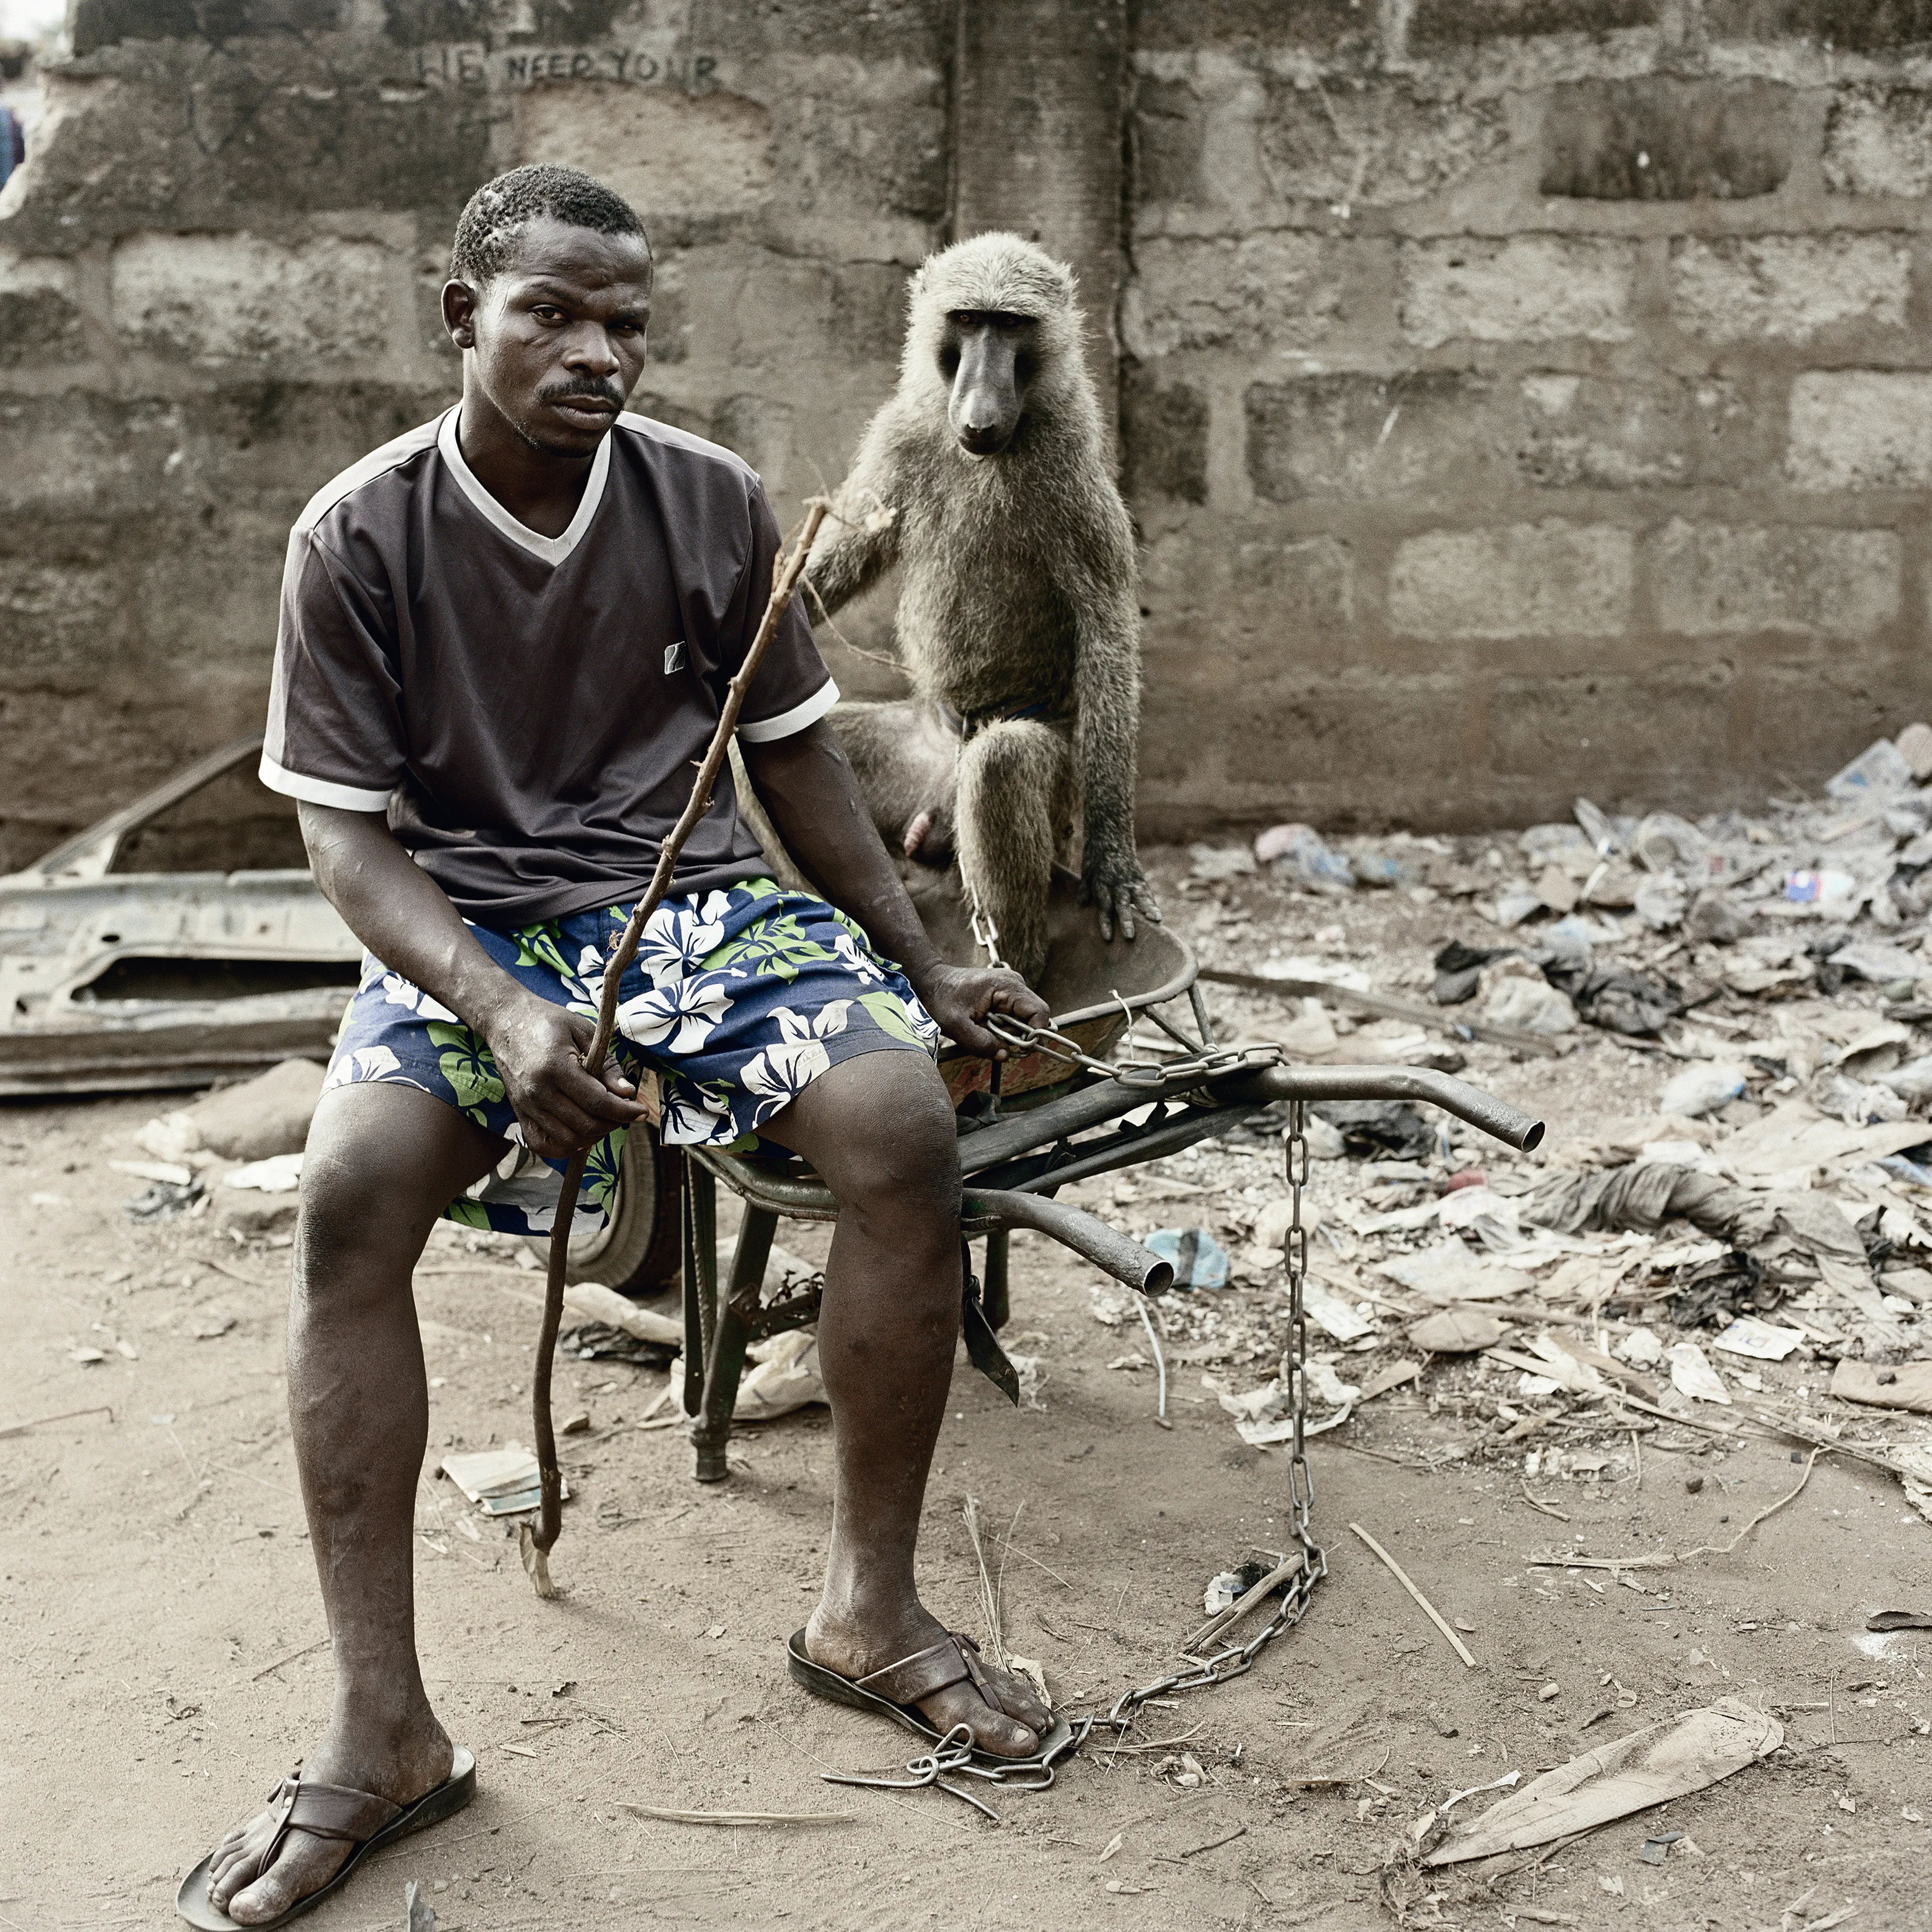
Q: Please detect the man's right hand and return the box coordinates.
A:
[484,994,652,1160]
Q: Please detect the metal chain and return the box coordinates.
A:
[823,1098,1329,1806]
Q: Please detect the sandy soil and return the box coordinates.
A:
[6,849,1931,1931]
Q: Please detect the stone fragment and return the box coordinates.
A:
[184,1060,327,1161]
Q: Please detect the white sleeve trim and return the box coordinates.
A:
[737,678,840,744]
[259,753,393,814]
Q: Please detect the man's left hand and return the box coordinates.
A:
[911,961,1049,1059]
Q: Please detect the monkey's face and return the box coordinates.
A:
[939,310,1040,456]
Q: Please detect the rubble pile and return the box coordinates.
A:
[1097,731,1932,1524]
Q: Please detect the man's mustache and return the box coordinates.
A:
[539,380,624,410]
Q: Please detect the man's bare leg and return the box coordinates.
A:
[206,1083,502,1924]
[759,1051,1050,1757]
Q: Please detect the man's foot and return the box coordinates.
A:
[204,1716,454,1925]
[804,1604,1050,1757]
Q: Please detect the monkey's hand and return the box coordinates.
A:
[1083,850,1163,944]
[909,961,1049,1060]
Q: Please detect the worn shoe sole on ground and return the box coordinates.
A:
[786,1629,1076,1770]
[175,1746,477,1930]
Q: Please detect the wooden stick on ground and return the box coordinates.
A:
[522,499,830,1600]
[0,1404,113,1440]
[619,1803,855,1826]
[1195,965,1563,1059]
[1348,1521,1477,1668]
[1181,1551,1305,1655]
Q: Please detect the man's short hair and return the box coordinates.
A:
[449,164,649,286]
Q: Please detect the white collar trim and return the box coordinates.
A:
[436,406,611,565]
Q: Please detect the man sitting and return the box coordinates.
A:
[187,164,1052,1928]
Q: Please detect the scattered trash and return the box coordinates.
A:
[668,1329,826,1421]
[1866,1608,1932,1632]
[1253,823,1354,891]
[1144,1227,1230,1291]
[224,1153,304,1194]
[1424,1701,1782,1865]
[1659,1062,1749,1119]
[561,1279,684,1345]
[1829,1359,1932,1413]
[559,1322,676,1367]
[123,1177,204,1222]
[405,1877,435,1932]
[1665,1341,1731,1405]
[1407,1308,1506,1354]
[439,1443,566,1517]
[1312,1100,1435,1162]
[1710,1316,1804,1361]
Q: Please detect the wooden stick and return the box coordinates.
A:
[1195,965,1563,1058]
[523,500,830,1599]
[1347,1522,1477,1668]
[619,1803,855,1826]
[1519,1478,1570,1523]
[0,1404,112,1439]
[1181,1552,1304,1654]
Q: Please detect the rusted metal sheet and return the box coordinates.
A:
[0,737,361,1097]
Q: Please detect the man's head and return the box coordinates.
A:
[444,165,654,460]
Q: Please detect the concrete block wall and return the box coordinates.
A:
[0,0,949,870]
[10,0,1932,860]
[1126,0,1932,836]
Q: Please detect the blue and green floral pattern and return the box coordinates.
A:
[322,879,938,1236]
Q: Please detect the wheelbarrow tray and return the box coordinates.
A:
[900,864,1195,1106]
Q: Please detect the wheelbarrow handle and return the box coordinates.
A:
[1215,1064,1544,1153]
[962,1187,1174,1296]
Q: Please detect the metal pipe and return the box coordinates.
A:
[961,1187,1174,1294]
[991,1101,1263,1195]
[1215,1064,1544,1152]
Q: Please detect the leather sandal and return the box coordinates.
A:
[786,1629,1074,1769]
[175,1747,476,1930]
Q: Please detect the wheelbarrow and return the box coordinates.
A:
[550,869,1544,1483]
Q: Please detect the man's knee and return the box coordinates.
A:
[296,1084,498,1294]
[815,1053,960,1233]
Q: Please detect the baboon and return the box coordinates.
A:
[808,230,1158,985]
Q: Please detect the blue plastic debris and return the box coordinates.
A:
[1145,1227,1231,1291]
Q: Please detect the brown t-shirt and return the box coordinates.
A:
[260,407,836,927]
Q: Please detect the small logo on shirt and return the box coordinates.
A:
[664,639,687,674]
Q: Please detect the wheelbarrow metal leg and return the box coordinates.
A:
[692,1205,779,1484]
[982,1228,1010,1332]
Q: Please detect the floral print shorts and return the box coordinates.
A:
[322,876,940,1236]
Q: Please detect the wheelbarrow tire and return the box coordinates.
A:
[523,1122,683,1299]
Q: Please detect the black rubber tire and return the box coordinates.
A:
[526,1122,683,1298]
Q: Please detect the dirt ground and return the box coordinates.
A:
[6,847,1932,1931]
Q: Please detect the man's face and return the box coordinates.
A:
[444,215,654,459]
